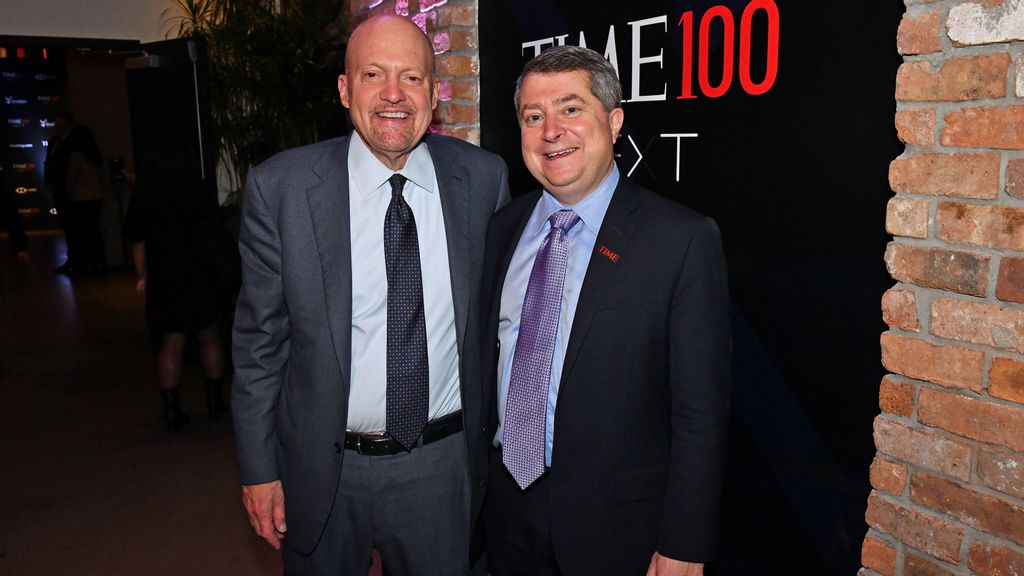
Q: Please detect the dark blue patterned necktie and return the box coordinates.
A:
[384,173,429,450]
[503,209,581,488]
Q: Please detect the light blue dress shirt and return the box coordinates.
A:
[347,132,461,432]
[496,164,620,466]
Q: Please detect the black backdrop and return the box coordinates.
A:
[479,2,904,573]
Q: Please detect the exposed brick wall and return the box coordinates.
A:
[864,1,1024,574]
[345,0,480,144]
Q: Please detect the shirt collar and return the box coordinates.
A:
[348,131,436,198]
[526,163,620,238]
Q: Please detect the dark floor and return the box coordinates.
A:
[0,231,282,575]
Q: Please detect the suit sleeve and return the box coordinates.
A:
[658,216,732,562]
[232,168,291,485]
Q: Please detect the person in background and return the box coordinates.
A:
[61,123,107,276]
[123,145,230,432]
[481,46,732,576]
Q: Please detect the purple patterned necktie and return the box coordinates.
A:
[503,209,581,489]
[384,173,429,451]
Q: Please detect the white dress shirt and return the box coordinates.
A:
[346,132,461,432]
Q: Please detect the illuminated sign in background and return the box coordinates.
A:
[0,43,64,229]
[480,2,903,574]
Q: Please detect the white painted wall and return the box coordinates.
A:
[0,0,170,43]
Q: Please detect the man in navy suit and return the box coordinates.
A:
[481,46,731,576]
[232,15,509,575]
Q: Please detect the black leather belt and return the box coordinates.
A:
[345,411,463,456]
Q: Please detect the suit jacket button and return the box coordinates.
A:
[333,442,342,454]
[496,339,500,350]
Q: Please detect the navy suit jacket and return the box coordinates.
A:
[481,176,731,572]
[232,134,510,555]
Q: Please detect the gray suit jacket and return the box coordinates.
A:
[232,134,510,555]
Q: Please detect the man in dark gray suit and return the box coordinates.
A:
[481,46,730,576]
[232,15,509,575]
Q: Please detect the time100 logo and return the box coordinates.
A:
[678,0,779,99]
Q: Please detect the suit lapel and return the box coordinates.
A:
[430,139,472,353]
[305,137,353,385]
[560,179,641,386]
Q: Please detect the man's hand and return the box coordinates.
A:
[647,552,704,576]
[241,480,287,550]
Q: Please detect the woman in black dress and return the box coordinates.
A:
[124,149,231,431]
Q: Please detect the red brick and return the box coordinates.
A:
[864,491,963,563]
[895,108,937,146]
[438,102,477,125]
[880,332,985,392]
[449,126,479,144]
[438,54,477,77]
[919,386,1024,452]
[449,79,477,101]
[977,448,1024,500]
[897,11,942,55]
[886,198,930,239]
[997,258,1024,304]
[990,356,1024,404]
[943,105,1024,149]
[862,535,897,575]
[447,30,476,51]
[896,54,1009,102]
[427,123,478,145]
[884,243,991,297]
[1006,158,1024,200]
[904,552,956,576]
[912,472,1024,547]
[870,456,909,496]
[930,298,1024,354]
[873,416,972,480]
[969,541,1024,576]
[889,153,1000,199]
[437,5,475,27]
[882,289,921,332]
[879,375,915,417]
[937,202,1024,251]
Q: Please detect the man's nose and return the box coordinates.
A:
[542,116,564,140]
[380,76,405,103]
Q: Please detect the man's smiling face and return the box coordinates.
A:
[518,69,623,205]
[338,16,438,171]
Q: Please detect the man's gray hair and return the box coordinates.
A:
[514,45,623,115]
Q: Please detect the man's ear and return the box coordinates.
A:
[609,107,624,141]
[338,74,351,109]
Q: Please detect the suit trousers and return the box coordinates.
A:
[283,432,472,576]
[485,448,562,576]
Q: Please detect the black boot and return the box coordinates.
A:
[206,378,229,419]
[161,388,190,432]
